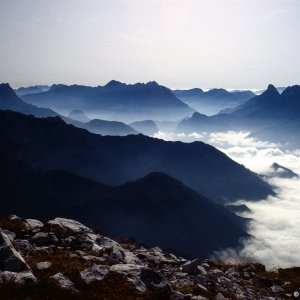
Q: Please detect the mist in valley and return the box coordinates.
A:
[154,130,300,268]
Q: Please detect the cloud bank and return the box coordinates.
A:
[155,130,300,268]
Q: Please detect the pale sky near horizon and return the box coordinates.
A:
[0,0,299,89]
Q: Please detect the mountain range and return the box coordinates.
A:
[0,83,57,118]
[0,84,146,137]
[176,84,300,148]
[0,150,248,258]
[14,85,50,96]
[21,81,195,122]
[173,88,255,115]
[0,110,273,204]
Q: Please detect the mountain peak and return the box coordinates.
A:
[267,84,276,91]
[146,81,159,87]
[257,84,280,99]
[265,84,280,96]
[0,83,19,99]
[104,80,125,88]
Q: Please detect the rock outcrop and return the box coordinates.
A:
[0,215,299,299]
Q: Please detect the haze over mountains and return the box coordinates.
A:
[1,77,299,267]
[0,108,261,258]
[0,150,248,258]
[0,110,272,203]
[14,85,50,96]
[173,88,256,115]
[176,84,300,148]
[0,83,57,118]
[21,80,195,122]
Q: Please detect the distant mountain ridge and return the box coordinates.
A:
[22,81,195,122]
[14,85,50,96]
[173,87,255,115]
[0,83,57,118]
[0,110,273,203]
[81,119,138,136]
[0,149,248,258]
[176,84,300,148]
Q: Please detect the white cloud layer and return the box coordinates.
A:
[155,130,300,268]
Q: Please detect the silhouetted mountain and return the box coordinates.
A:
[129,120,158,135]
[173,88,255,115]
[230,84,282,119]
[266,163,299,179]
[14,85,50,96]
[254,86,286,95]
[0,83,57,118]
[22,81,195,122]
[176,85,300,147]
[67,109,90,122]
[176,111,239,133]
[98,172,249,258]
[0,110,273,203]
[0,151,248,258]
[81,119,138,136]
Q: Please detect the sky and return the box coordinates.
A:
[0,0,299,89]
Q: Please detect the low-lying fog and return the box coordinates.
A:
[153,130,300,268]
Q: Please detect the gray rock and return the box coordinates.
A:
[191,296,208,300]
[97,237,125,262]
[0,231,30,272]
[110,264,168,293]
[1,230,16,243]
[110,264,147,293]
[0,270,37,284]
[51,272,76,291]
[13,239,32,254]
[80,264,109,284]
[48,218,94,235]
[36,261,52,270]
[81,255,106,263]
[31,232,50,245]
[124,251,144,265]
[215,292,227,300]
[181,259,202,275]
[197,283,208,292]
[25,219,44,231]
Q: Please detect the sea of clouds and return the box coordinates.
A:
[153,130,300,268]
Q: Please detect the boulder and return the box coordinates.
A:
[181,259,203,275]
[47,218,94,235]
[0,230,30,272]
[110,264,168,293]
[79,264,109,284]
[25,219,44,231]
[36,261,52,270]
[51,272,76,291]
[0,270,37,284]
[1,230,16,243]
[31,232,50,245]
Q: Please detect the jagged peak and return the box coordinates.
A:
[145,81,159,87]
[104,80,125,88]
[267,84,277,91]
[258,84,280,98]
[0,83,19,98]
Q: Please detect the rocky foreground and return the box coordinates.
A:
[0,215,299,299]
